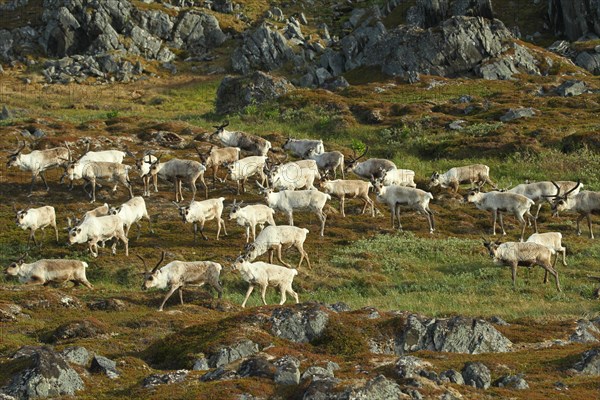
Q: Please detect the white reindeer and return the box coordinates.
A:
[6,254,93,288]
[15,205,59,247]
[258,183,330,236]
[211,122,271,156]
[229,199,276,242]
[232,256,299,308]
[320,177,374,217]
[68,215,128,257]
[282,137,324,157]
[483,240,561,291]
[508,180,581,218]
[175,197,227,241]
[526,232,567,266]
[224,155,268,194]
[138,251,223,311]
[374,182,435,233]
[547,181,600,239]
[242,225,311,269]
[429,164,495,193]
[305,148,345,179]
[6,140,69,195]
[466,188,536,241]
[109,196,152,239]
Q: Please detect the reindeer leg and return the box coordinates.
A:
[241,285,254,308]
[277,245,292,268]
[260,284,268,305]
[179,287,184,305]
[492,210,497,235]
[511,262,517,289]
[28,173,38,195]
[268,248,274,264]
[221,218,227,236]
[158,285,180,311]
[587,214,594,239]
[396,205,403,231]
[576,214,585,236]
[193,222,198,242]
[279,285,287,305]
[40,171,50,191]
[200,220,208,241]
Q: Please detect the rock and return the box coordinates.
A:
[136,9,173,40]
[284,20,303,40]
[50,319,106,343]
[548,40,574,57]
[90,355,119,379]
[0,303,26,321]
[326,302,352,313]
[237,357,276,379]
[1,105,11,120]
[271,7,285,22]
[274,355,300,385]
[440,369,464,385]
[231,23,297,75]
[60,346,91,366]
[448,120,466,130]
[462,362,491,389]
[142,370,188,388]
[315,67,333,85]
[573,348,600,375]
[171,11,226,56]
[556,80,589,97]
[407,0,494,28]
[299,13,308,25]
[345,16,540,81]
[153,130,186,148]
[215,71,294,115]
[208,339,259,368]
[87,298,127,311]
[193,357,210,371]
[570,319,600,343]
[200,366,239,382]
[396,314,512,355]
[549,0,600,41]
[493,374,529,390]
[301,366,335,381]
[349,375,408,399]
[489,316,510,326]
[270,303,329,343]
[575,51,600,74]
[2,346,84,399]
[302,377,342,400]
[499,107,535,122]
[396,356,433,379]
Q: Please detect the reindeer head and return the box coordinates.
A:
[547,180,580,216]
[6,140,26,168]
[229,199,244,220]
[211,121,230,138]
[482,239,500,257]
[428,172,441,188]
[138,251,165,290]
[344,146,368,172]
[465,188,482,203]
[6,253,27,276]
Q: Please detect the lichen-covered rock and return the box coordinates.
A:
[208,339,259,368]
[50,319,106,343]
[462,362,491,389]
[440,369,464,385]
[572,348,600,375]
[60,346,91,366]
[556,80,590,97]
[548,0,600,41]
[171,11,226,56]
[231,23,297,75]
[270,303,329,343]
[348,375,408,399]
[499,107,535,122]
[237,357,276,379]
[90,355,119,379]
[2,346,84,399]
[142,370,188,388]
[493,374,529,390]
[396,356,433,379]
[395,314,512,354]
[274,356,300,385]
[406,0,494,28]
[215,71,294,115]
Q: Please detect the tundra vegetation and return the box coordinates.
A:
[0,0,600,399]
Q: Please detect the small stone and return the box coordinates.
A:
[440,369,464,385]
[90,355,119,379]
[462,362,491,389]
[493,374,529,390]
[1,105,11,120]
[193,357,210,371]
[274,355,300,385]
[499,107,535,122]
[61,346,91,366]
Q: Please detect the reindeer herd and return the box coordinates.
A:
[3,122,599,309]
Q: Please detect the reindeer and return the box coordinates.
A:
[345,146,396,180]
[546,180,600,239]
[147,155,208,202]
[195,145,240,184]
[138,251,223,311]
[508,180,581,219]
[429,164,495,193]
[6,140,69,195]
[211,122,271,156]
[305,148,345,179]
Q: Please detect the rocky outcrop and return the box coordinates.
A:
[231,23,298,75]
[493,374,529,390]
[395,314,512,354]
[142,370,188,388]
[208,339,260,368]
[215,71,294,115]
[321,16,539,81]
[572,348,600,375]
[548,0,600,41]
[1,346,84,399]
[406,0,494,28]
[269,303,329,343]
[462,362,491,389]
[90,355,119,379]
[171,11,227,57]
